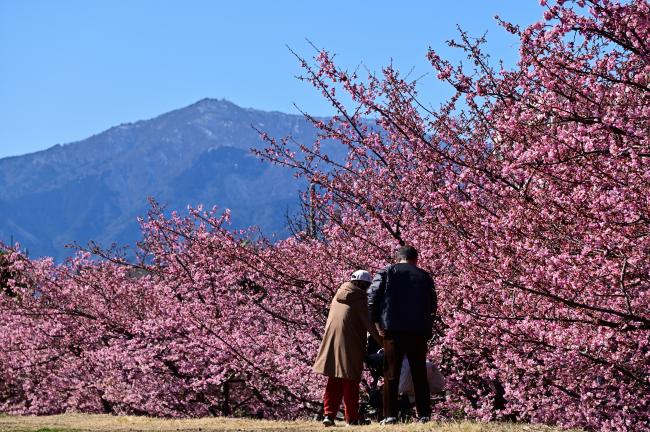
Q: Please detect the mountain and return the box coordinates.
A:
[0,99,332,261]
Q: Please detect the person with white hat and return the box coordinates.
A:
[313,269,383,426]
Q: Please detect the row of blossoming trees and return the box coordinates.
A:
[1,1,648,430]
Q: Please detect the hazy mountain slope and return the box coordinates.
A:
[0,99,330,260]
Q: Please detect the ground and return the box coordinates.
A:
[0,414,583,432]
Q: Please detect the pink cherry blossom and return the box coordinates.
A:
[1,1,648,431]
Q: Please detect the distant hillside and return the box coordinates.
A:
[0,99,332,261]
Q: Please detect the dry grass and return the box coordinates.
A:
[0,414,583,432]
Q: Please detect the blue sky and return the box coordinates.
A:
[0,1,543,159]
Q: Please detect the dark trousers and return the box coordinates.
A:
[383,331,430,418]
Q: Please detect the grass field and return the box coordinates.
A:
[0,414,583,432]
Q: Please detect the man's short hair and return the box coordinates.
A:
[396,245,418,262]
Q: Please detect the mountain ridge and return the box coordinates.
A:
[0,98,293,162]
[0,99,332,260]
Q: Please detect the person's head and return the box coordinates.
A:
[395,245,418,265]
[350,269,372,290]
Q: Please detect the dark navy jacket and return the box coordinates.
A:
[367,263,437,337]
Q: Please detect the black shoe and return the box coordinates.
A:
[322,415,335,427]
[416,416,430,423]
[346,418,371,426]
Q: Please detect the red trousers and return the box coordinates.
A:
[323,376,360,422]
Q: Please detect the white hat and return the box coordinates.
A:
[351,269,372,283]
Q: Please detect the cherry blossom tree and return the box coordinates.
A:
[257,0,649,428]
[0,1,647,431]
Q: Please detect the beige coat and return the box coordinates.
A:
[313,282,381,381]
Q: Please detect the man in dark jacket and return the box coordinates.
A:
[367,245,437,424]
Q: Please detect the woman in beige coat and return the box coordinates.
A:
[313,270,381,426]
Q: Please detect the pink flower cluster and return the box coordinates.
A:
[1,1,648,430]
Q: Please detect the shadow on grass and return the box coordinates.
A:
[31,429,79,432]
